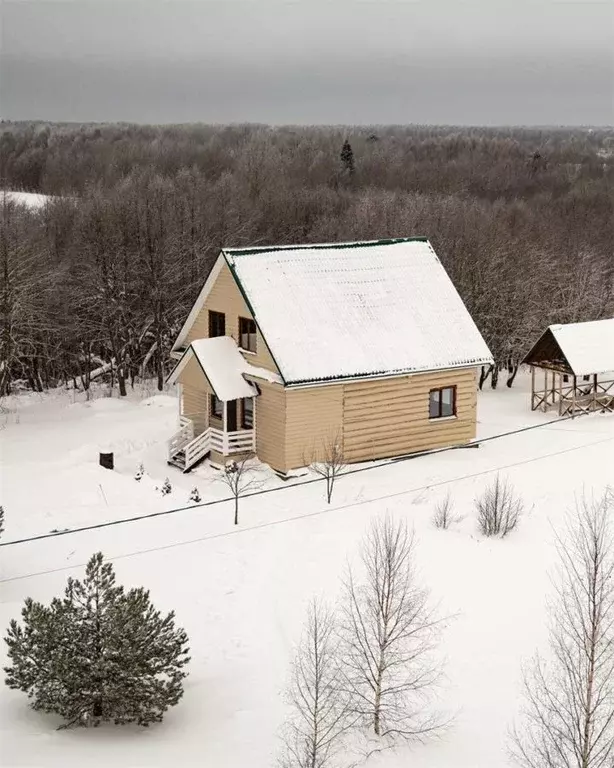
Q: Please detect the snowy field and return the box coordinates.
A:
[1,373,613,767]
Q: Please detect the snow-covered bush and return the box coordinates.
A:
[160,478,172,496]
[189,487,201,503]
[4,552,190,727]
[134,463,145,482]
[476,475,523,538]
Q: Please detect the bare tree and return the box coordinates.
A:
[432,492,460,530]
[340,515,446,747]
[279,599,351,768]
[511,488,614,768]
[219,457,262,526]
[309,433,347,505]
[476,474,523,538]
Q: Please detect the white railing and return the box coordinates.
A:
[226,430,256,453]
[168,420,255,470]
[210,427,254,455]
[184,429,212,469]
[168,418,194,459]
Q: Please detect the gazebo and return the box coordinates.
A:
[523,318,614,416]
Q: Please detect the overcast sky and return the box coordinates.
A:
[1,0,613,126]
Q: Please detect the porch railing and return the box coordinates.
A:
[168,418,255,470]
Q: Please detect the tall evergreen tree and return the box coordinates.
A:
[340,139,355,176]
[4,552,190,728]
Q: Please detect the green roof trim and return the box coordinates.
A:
[223,237,429,258]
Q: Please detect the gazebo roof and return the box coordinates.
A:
[523,318,614,376]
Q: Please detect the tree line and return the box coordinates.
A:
[1,122,613,395]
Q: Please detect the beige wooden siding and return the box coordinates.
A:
[255,381,287,471]
[285,385,344,471]
[342,368,477,462]
[184,261,279,374]
[177,356,211,435]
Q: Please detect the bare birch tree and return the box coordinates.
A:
[340,515,446,746]
[219,457,262,526]
[511,488,614,768]
[279,599,351,768]
[309,433,347,505]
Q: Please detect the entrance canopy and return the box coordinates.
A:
[523,318,614,376]
[168,336,263,401]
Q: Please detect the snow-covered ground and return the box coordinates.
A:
[1,373,613,767]
[1,190,52,209]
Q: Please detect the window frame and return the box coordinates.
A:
[210,393,224,420]
[241,397,254,429]
[428,385,457,420]
[208,310,226,338]
[238,316,257,353]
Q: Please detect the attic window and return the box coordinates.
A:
[208,311,225,338]
[239,317,257,353]
[429,386,456,419]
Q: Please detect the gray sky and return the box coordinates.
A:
[1,0,613,126]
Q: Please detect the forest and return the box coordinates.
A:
[1,121,613,395]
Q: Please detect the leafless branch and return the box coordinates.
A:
[511,487,614,768]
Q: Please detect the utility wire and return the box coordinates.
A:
[1,433,611,585]
[0,408,605,550]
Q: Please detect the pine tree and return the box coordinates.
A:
[4,552,190,728]
[160,477,171,495]
[134,463,144,482]
[340,139,355,176]
[189,487,201,503]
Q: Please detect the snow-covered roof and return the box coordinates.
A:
[168,336,282,400]
[549,319,614,376]
[224,239,493,384]
[1,191,52,210]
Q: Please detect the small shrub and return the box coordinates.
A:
[160,478,172,496]
[432,492,458,529]
[134,463,144,482]
[189,487,201,503]
[476,475,523,538]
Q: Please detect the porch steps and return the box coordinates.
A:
[167,448,209,473]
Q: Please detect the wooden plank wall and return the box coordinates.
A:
[178,356,211,435]
[284,385,344,470]
[342,368,477,462]
[184,261,278,374]
[255,381,287,471]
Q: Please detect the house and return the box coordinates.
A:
[523,318,614,416]
[167,238,493,473]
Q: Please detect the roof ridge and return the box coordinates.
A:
[224,237,429,257]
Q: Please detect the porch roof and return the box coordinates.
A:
[168,336,263,401]
[523,318,614,376]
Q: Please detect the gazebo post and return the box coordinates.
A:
[531,366,536,410]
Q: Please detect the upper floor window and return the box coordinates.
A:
[239,317,257,353]
[429,386,456,419]
[208,311,225,338]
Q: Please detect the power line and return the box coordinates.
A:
[1,433,611,585]
[0,409,600,550]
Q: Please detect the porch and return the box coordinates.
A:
[167,415,255,472]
